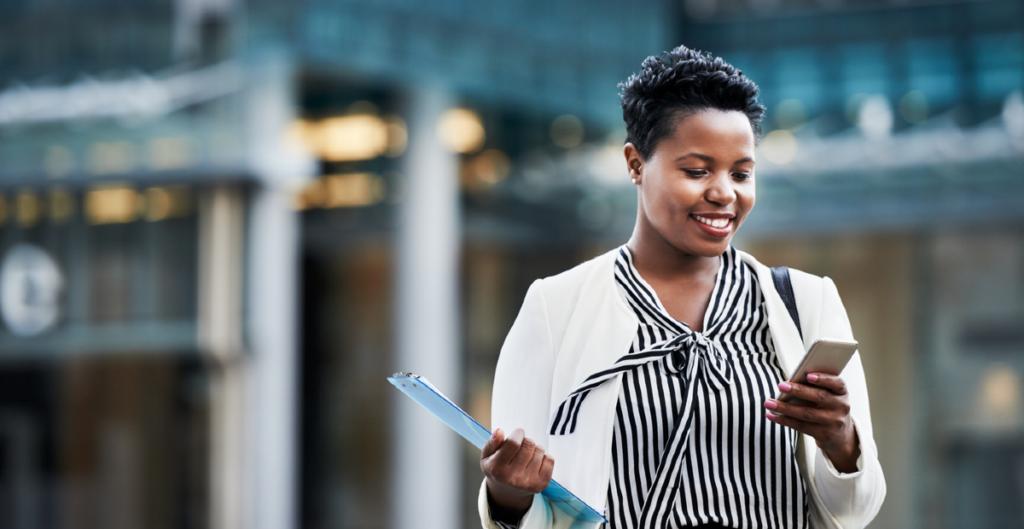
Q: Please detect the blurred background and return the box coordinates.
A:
[0,0,1022,528]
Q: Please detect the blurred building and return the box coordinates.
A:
[0,1,668,529]
[0,1,1022,529]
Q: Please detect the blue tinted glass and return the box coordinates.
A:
[775,48,819,83]
[974,33,1024,101]
[774,47,821,112]
[974,32,1024,67]
[773,84,821,113]
[977,70,1023,100]
[840,43,889,99]
[906,38,960,106]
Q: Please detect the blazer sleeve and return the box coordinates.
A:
[478,280,572,529]
[811,276,887,529]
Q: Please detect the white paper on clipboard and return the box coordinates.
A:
[387,372,607,524]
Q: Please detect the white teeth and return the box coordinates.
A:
[693,215,731,229]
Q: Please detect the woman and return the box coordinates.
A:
[478,46,885,529]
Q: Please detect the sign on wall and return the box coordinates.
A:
[0,244,64,337]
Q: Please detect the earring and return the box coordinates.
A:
[631,177,638,184]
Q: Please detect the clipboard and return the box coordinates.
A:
[388,372,607,524]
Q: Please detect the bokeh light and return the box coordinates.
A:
[550,114,584,149]
[761,129,798,164]
[437,108,485,153]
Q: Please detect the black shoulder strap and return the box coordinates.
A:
[770,267,803,341]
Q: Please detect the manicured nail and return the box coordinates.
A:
[807,374,819,382]
[764,400,778,410]
[765,412,776,420]
[778,382,792,392]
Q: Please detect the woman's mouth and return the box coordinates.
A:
[690,213,734,238]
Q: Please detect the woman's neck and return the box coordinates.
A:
[625,225,721,284]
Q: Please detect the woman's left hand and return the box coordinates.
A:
[763,373,861,473]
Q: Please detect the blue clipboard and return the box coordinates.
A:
[388,373,607,524]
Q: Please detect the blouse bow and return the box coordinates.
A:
[548,329,733,436]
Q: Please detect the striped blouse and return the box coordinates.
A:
[495,246,807,529]
[608,246,808,528]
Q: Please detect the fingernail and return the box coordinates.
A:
[765,412,776,420]
[778,382,792,392]
[764,400,778,410]
[807,374,819,382]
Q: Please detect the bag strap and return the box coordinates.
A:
[770,266,803,341]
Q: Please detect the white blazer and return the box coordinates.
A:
[478,248,886,529]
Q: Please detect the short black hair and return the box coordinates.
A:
[619,45,765,160]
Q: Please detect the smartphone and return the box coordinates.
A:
[778,338,858,403]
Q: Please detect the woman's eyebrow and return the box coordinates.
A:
[674,153,755,164]
[675,153,714,163]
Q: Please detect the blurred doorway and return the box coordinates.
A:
[0,357,211,529]
[299,240,394,529]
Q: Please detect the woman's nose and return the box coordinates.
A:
[705,173,737,205]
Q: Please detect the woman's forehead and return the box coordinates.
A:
[658,109,756,160]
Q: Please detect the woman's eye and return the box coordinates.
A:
[683,169,707,177]
[733,172,752,180]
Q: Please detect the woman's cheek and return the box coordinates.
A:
[741,181,756,208]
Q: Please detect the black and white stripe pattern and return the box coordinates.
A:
[600,246,807,529]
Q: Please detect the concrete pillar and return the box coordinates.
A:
[248,186,300,529]
[242,50,313,529]
[392,87,462,529]
[198,185,247,529]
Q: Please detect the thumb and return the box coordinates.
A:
[481,428,505,459]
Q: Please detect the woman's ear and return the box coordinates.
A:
[623,143,643,184]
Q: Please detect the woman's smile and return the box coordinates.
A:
[690,212,735,238]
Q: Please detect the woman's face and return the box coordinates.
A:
[626,109,756,258]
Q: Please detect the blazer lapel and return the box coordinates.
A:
[548,249,637,410]
[547,249,637,514]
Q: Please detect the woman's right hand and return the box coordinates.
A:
[480,427,555,522]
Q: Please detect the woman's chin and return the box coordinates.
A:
[669,236,733,258]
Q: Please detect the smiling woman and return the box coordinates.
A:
[478,46,886,529]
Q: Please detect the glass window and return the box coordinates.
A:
[774,47,822,113]
[906,38,960,108]
[840,43,890,99]
[974,33,1024,101]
